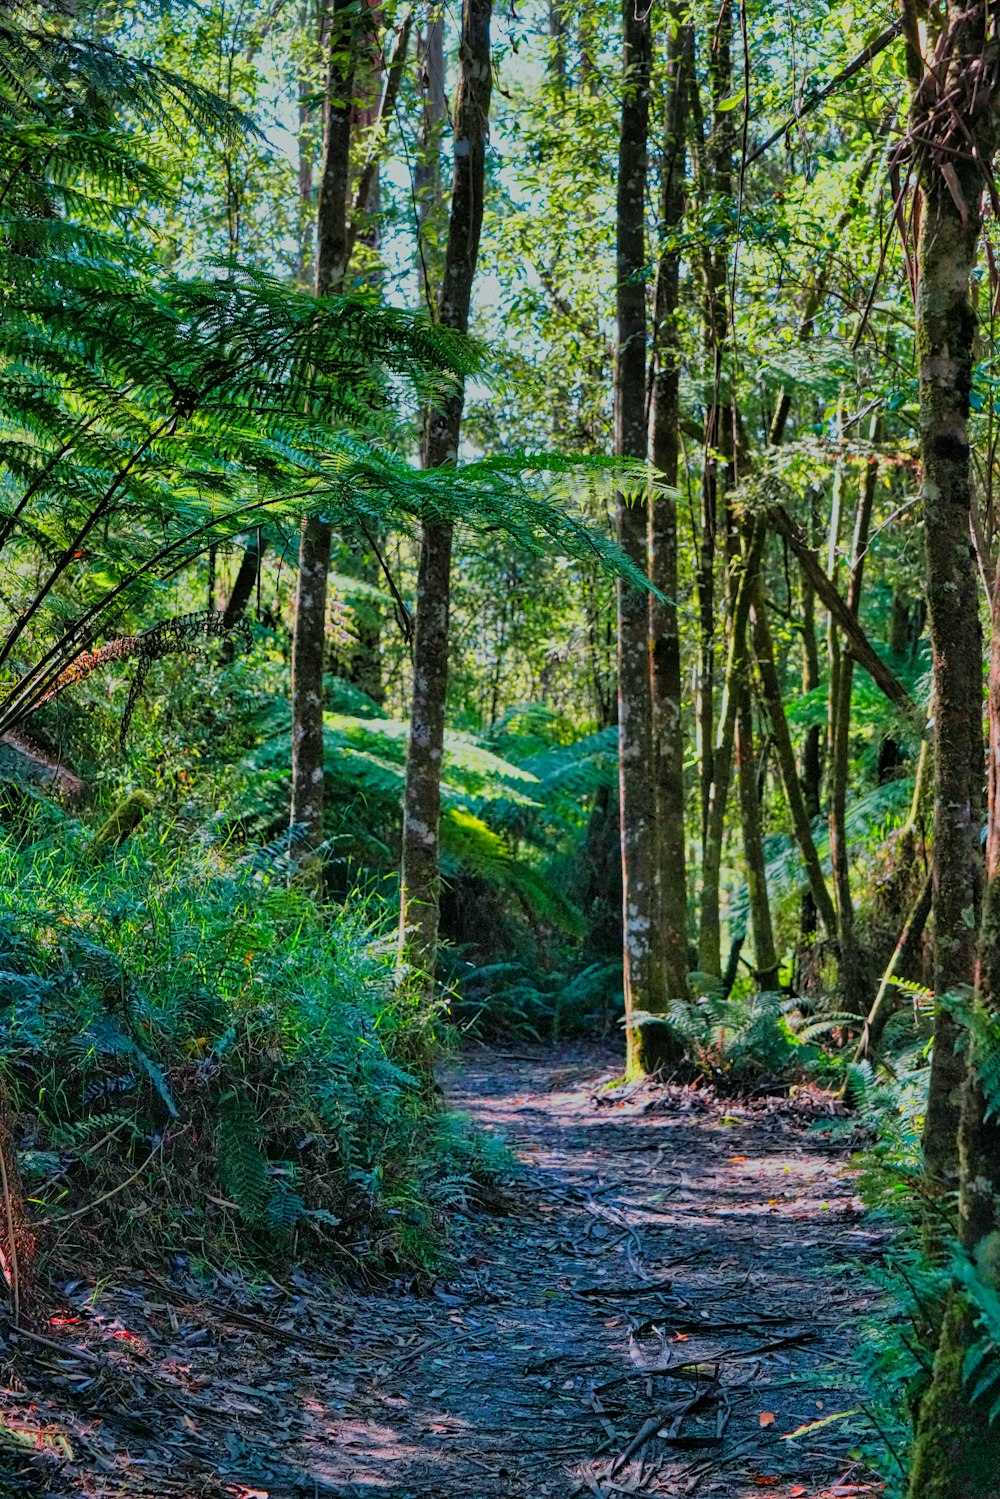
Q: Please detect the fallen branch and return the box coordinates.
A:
[768,504,922,726]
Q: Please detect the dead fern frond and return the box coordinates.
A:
[30,608,251,745]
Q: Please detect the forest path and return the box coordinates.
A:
[8,1046,888,1499]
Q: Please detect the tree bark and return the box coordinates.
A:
[221,534,266,661]
[693,8,734,862]
[828,437,879,1012]
[614,0,660,1074]
[398,0,492,982]
[914,158,985,1209]
[648,3,692,1021]
[289,0,355,882]
[903,0,1000,1486]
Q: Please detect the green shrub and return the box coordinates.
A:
[0,801,510,1271]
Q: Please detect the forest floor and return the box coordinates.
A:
[2,1044,891,1499]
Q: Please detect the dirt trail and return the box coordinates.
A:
[4,1046,889,1499]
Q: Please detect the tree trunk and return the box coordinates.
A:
[736,687,779,989]
[398,0,492,982]
[694,3,736,965]
[828,435,879,1012]
[289,0,355,882]
[648,4,692,1018]
[223,535,266,628]
[799,563,822,820]
[914,168,985,1207]
[697,523,766,976]
[221,534,266,661]
[615,0,660,1074]
[796,546,823,955]
[414,8,447,306]
[903,1,1000,1486]
[548,0,566,89]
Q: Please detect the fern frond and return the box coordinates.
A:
[216,1089,270,1224]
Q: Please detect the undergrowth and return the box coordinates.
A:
[0,799,513,1279]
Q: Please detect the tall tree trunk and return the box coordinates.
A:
[615,0,660,1073]
[414,8,447,306]
[648,4,692,1017]
[398,0,492,981]
[289,0,355,883]
[913,188,985,1205]
[796,530,823,959]
[903,1,1000,1487]
[694,2,735,974]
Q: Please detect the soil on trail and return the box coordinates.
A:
[4,1046,889,1499]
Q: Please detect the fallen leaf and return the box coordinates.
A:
[758,1411,776,1428]
[789,1488,807,1497]
[728,1155,748,1162]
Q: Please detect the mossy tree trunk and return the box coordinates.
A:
[398,0,492,982]
[614,0,661,1074]
[910,87,986,1211]
[903,0,1000,1487]
[648,4,692,1027]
